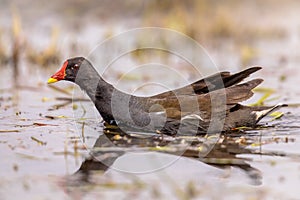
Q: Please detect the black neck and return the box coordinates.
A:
[75,60,112,101]
[74,59,116,121]
[74,59,152,127]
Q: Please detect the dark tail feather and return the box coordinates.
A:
[193,66,262,94]
[153,67,262,98]
[223,66,262,88]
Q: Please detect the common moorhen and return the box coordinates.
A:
[48,57,284,135]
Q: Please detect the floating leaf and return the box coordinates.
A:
[269,111,284,120]
[41,97,51,102]
[279,75,286,82]
[72,104,78,110]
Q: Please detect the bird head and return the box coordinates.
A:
[47,57,85,84]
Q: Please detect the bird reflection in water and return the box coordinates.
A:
[75,123,262,185]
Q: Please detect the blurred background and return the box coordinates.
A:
[0,0,299,88]
[1,0,300,199]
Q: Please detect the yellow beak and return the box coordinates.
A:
[47,77,58,84]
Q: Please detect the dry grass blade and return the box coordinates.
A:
[11,7,23,88]
[56,97,90,102]
[33,122,58,126]
[26,26,61,67]
[0,129,20,133]
[31,136,47,145]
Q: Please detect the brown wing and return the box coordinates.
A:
[147,79,263,120]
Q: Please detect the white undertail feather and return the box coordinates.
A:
[182,114,204,121]
[254,103,288,123]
